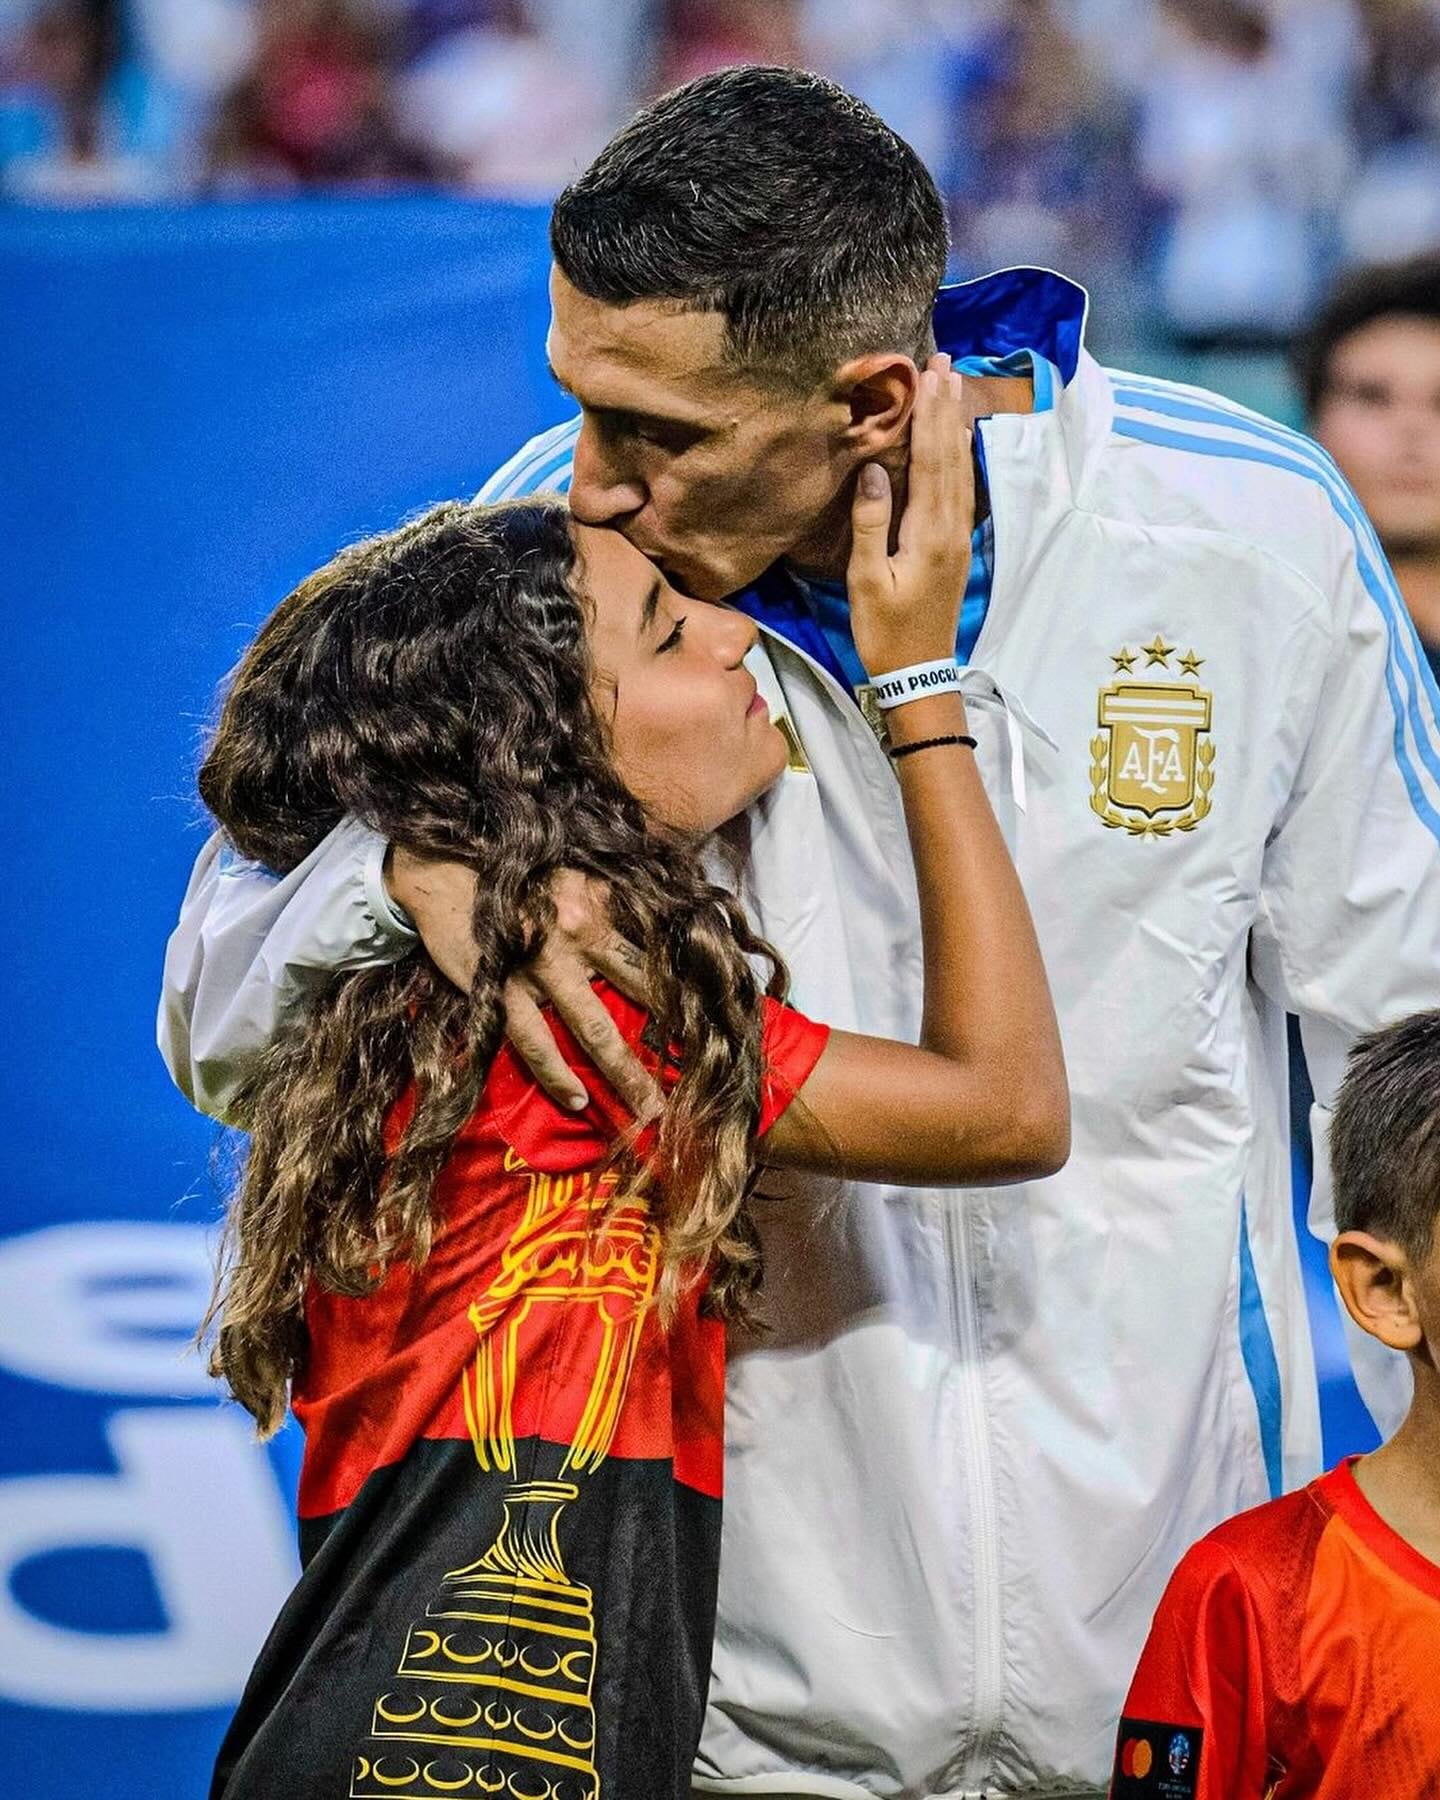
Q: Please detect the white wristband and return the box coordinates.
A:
[870,658,963,710]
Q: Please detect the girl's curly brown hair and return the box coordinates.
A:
[198,497,787,1436]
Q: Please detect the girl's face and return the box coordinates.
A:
[575,522,791,835]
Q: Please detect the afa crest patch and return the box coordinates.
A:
[1111,1717,1202,1799]
[1090,638,1215,838]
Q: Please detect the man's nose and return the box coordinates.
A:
[569,422,646,526]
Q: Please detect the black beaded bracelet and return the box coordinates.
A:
[887,733,978,761]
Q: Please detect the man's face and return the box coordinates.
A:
[546,268,855,600]
[1313,314,1440,558]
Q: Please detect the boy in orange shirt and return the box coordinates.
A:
[1112,1008,1440,1800]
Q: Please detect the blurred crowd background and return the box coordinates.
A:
[5,0,1440,360]
[2,15,1436,1795]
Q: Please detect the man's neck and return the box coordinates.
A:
[786,372,1035,586]
[1388,546,1440,653]
[1353,1367,1440,1568]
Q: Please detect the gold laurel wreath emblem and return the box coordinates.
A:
[1089,733,1215,837]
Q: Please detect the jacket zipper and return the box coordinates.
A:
[948,412,1009,1791]
[942,1197,1004,1791]
[756,574,1008,1787]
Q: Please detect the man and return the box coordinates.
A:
[162,68,1440,1799]
[1299,253,1440,686]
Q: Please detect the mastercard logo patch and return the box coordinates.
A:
[1114,1718,1202,1796]
[1119,1737,1154,1779]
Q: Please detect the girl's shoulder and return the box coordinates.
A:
[473,983,828,1169]
[477,979,658,1175]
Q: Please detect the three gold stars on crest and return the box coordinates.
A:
[1112,638,1204,676]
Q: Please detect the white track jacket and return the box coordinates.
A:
[159,272,1440,1797]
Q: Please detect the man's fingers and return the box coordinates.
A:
[504,945,661,1120]
[550,866,613,945]
[546,972,663,1119]
[502,870,662,1120]
[387,848,481,992]
[502,977,589,1111]
[586,930,652,1005]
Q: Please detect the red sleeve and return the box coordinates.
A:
[490,983,828,1172]
[1111,1537,1271,1800]
[757,996,830,1136]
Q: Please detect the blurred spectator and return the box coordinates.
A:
[656,0,804,91]
[949,0,1129,279]
[1352,0,1440,146]
[803,2,996,183]
[395,0,607,199]
[206,0,441,191]
[1136,0,1353,346]
[1299,253,1440,681]
[1340,0,1440,262]
[127,0,255,130]
[526,0,652,118]
[0,0,1438,384]
[0,0,171,199]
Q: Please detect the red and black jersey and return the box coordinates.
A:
[212,985,829,1800]
[1112,1458,1440,1800]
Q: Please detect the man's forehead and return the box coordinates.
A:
[547,268,740,405]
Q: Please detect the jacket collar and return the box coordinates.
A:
[738,267,1107,644]
[933,266,1088,385]
[940,267,1115,513]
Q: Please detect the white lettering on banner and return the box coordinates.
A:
[0,1407,299,1709]
[0,1223,214,1395]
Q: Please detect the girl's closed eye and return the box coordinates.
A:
[656,615,687,653]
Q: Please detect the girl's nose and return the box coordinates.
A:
[720,606,759,666]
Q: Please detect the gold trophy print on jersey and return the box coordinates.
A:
[1090,637,1216,838]
[349,1151,661,1800]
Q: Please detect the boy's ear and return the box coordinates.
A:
[1331,1231,1424,1352]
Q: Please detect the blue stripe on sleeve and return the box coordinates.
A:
[1238,1197,1285,1500]
[1109,405,1440,844]
[1112,380,1440,730]
[477,415,581,502]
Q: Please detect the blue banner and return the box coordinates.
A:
[0,196,570,1800]
[0,197,1374,1800]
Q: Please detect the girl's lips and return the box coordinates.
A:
[747,688,770,718]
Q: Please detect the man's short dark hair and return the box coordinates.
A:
[550,65,949,389]
[1331,1009,1440,1261]
[1293,253,1440,419]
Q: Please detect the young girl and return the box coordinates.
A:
[200,372,1066,1800]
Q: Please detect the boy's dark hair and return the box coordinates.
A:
[1331,1009,1440,1261]
[550,65,949,390]
[1293,253,1440,418]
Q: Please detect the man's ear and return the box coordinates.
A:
[1331,1230,1424,1352]
[831,353,921,460]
